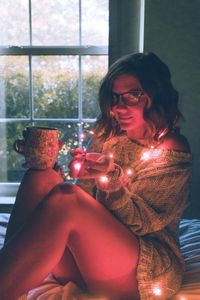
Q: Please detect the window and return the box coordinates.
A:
[0,0,109,196]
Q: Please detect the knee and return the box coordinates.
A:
[41,183,91,219]
[43,182,80,208]
[38,183,85,225]
[59,182,81,195]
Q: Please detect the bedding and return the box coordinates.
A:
[0,213,9,249]
[0,214,200,299]
[171,219,200,299]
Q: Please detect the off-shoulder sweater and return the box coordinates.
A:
[77,134,192,300]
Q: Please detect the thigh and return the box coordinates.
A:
[65,185,139,282]
[52,247,87,291]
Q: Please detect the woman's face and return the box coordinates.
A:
[111,74,150,139]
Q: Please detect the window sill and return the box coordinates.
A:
[0,183,19,197]
[0,183,17,212]
[0,197,14,213]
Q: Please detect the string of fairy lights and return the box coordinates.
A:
[59,125,188,299]
[67,127,162,183]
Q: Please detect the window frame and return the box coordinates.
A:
[0,1,109,199]
[0,47,108,198]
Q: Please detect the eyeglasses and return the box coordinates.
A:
[111,90,145,107]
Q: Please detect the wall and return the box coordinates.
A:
[144,0,200,218]
[109,0,141,65]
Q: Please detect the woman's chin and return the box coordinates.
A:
[119,123,134,131]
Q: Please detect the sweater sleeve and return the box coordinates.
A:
[96,157,192,236]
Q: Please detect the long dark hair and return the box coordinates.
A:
[94,52,183,141]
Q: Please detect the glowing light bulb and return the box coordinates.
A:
[180,297,186,300]
[152,287,162,296]
[141,151,151,161]
[99,175,109,183]
[109,153,114,158]
[141,149,162,161]
[89,130,94,135]
[126,168,133,176]
[74,162,82,171]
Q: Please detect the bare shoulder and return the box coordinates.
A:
[158,132,191,153]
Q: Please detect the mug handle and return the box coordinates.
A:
[13,139,25,154]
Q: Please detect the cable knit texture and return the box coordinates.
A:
[77,134,192,300]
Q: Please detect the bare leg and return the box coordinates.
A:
[5,168,87,291]
[0,183,139,300]
[5,168,64,242]
[52,247,87,291]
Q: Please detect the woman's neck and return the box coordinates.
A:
[126,127,151,146]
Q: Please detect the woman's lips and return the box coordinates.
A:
[118,116,132,120]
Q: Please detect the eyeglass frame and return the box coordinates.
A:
[110,90,145,107]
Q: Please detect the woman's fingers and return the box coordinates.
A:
[85,156,112,172]
[68,150,114,179]
[70,148,86,158]
[78,167,106,179]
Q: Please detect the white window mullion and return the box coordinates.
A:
[79,0,82,46]
[29,0,32,46]
[0,118,96,123]
[78,0,83,147]
[29,0,34,125]
[78,55,83,147]
[29,56,34,125]
[0,46,108,56]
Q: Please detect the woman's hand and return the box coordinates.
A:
[69,148,114,179]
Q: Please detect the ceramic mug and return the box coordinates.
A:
[13,126,64,169]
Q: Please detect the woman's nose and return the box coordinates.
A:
[116,96,127,109]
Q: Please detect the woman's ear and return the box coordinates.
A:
[144,94,152,109]
[110,110,115,117]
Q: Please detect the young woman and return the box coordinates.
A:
[0,52,192,300]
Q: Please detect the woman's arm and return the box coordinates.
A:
[96,160,191,235]
[95,134,192,236]
[72,136,104,196]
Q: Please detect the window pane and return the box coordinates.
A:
[32,0,79,45]
[82,0,109,45]
[0,121,81,182]
[0,56,29,118]
[33,56,79,118]
[0,122,30,182]
[82,55,108,118]
[0,0,109,187]
[80,121,96,147]
[0,0,29,45]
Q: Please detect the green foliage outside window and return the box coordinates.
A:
[0,0,108,184]
[0,64,103,182]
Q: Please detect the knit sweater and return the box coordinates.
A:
[77,134,192,300]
